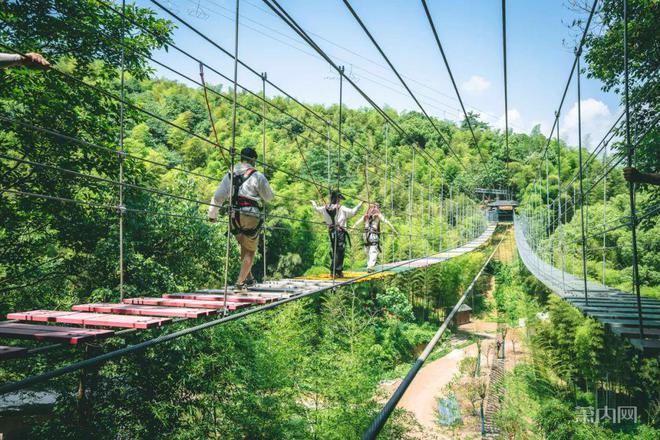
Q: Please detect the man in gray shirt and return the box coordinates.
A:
[0,52,50,69]
[209,147,274,290]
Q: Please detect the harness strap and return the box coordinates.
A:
[230,167,263,236]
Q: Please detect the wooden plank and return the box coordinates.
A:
[0,322,114,344]
[598,318,660,328]
[629,339,660,352]
[72,303,215,318]
[7,310,171,329]
[587,311,660,320]
[164,293,274,304]
[609,327,660,337]
[567,299,660,309]
[123,297,249,310]
[576,306,660,315]
[0,345,27,360]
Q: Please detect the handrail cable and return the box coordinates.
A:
[362,232,505,439]
[0,223,493,396]
[340,0,478,173]
[258,0,451,179]
[419,0,484,162]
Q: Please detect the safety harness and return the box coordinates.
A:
[229,167,263,237]
[325,204,351,245]
[362,214,381,249]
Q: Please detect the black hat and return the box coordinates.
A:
[240,147,258,162]
[330,190,345,203]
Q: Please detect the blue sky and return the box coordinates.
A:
[136,0,621,149]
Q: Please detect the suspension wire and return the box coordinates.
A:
[0,224,476,396]
[602,143,607,285]
[536,0,599,172]
[557,111,566,293]
[145,0,397,168]
[221,0,241,313]
[501,0,510,172]
[259,0,403,134]
[0,43,394,210]
[0,116,224,184]
[362,234,505,440]
[261,72,268,279]
[331,65,345,282]
[119,0,126,301]
[293,137,327,203]
[409,149,415,260]
[0,149,337,229]
[0,119,330,217]
[199,63,230,167]
[623,0,644,338]
[259,0,452,184]
[340,0,475,174]
[0,37,403,205]
[419,0,485,163]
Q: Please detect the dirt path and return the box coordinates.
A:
[396,344,479,432]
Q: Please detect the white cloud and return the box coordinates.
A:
[561,99,616,150]
[462,75,491,94]
[495,109,522,130]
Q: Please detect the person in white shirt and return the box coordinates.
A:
[311,191,363,278]
[351,203,396,272]
[0,52,50,69]
[209,147,274,290]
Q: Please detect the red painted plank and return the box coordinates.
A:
[72,303,215,319]
[163,293,274,304]
[0,345,27,359]
[123,297,249,310]
[0,322,114,344]
[7,310,171,329]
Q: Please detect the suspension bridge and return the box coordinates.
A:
[0,0,657,438]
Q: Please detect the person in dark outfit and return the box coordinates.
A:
[311,191,363,278]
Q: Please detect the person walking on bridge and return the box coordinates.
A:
[351,203,396,273]
[209,147,274,291]
[311,191,363,278]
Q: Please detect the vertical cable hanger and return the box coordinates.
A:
[222,0,240,313]
[261,72,267,280]
[602,143,607,285]
[556,111,566,294]
[501,0,510,183]
[576,52,589,306]
[408,149,415,262]
[118,0,126,302]
[331,65,345,282]
[624,0,644,338]
[199,63,230,167]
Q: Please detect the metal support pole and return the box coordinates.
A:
[624,0,644,338]
[576,53,589,305]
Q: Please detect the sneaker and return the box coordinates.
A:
[334,271,344,279]
[367,268,375,273]
[245,275,257,287]
[234,283,248,293]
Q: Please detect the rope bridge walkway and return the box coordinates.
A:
[515,216,660,353]
[0,224,496,368]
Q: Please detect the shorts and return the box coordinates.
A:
[231,214,261,253]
